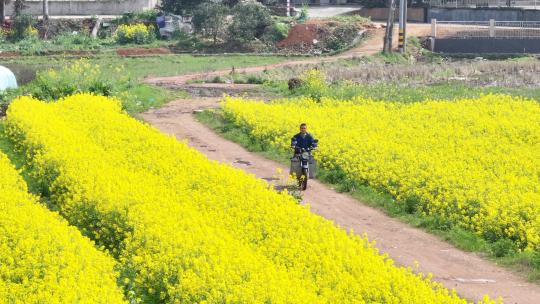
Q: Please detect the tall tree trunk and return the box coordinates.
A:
[42,0,49,39]
[42,0,48,20]
[0,0,5,24]
[383,0,396,54]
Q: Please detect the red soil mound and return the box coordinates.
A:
[116,47,172,57]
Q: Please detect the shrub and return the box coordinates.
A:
[323,23,359,52]
[262,21,289,43]
[115,23,155,44]
[10,14,36,41]
[229,1,272,42]
[24,59,123,101]
[296,69,328,100]
[192,2,229,45]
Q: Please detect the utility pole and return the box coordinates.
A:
[398,0,407,53]
[383,0,396,53]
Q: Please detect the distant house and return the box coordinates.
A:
[5,0,158,16]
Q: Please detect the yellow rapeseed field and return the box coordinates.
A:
[3,94,495,303]
[222,95,540,252]
[0,152,125,303]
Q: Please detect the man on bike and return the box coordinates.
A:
[290,123,318,190]
[291,123,317,154]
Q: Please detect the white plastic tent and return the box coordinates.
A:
[0,65,18,90]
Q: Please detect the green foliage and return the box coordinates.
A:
[159,0,201,15]
[292,69,328,100]
[229,1,273,42]
[322,23,359,52]
[262,22,289,43]
[53,32,102,49]
[174,30,203,50]
[9,14,36,42]
[25,60,119,101]
[115,10,159,25]
[490,239,518,257]
[297,4,308,23]
[192,2,229,44]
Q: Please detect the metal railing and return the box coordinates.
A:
[431,19,540,38]
[429,0,539,9]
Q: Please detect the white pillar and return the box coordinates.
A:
[489,19,495,37]
[287,0,290,17]
[431,18,437,37]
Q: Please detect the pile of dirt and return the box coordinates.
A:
[116,47,172,57]
[276,21,366,54]
[277,23,320,49]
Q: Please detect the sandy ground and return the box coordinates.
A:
[140,98,540,304]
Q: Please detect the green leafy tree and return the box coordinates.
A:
[229,1,272,42]
[160,0,204,15]
[192,1,228,45]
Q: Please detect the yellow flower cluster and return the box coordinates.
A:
[4,94,494,303]
[222,95,540,252]
[0,153,125,303]
[115,23,155,44]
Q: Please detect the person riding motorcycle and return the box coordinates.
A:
[291,123,318,155]
[290,123,318,190]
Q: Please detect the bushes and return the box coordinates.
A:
[115,23,155,44]
[0,153,126,303]
[8,14,37,41]
[26,59,118,101]
[229,1,273,42]
[262,22,289,43]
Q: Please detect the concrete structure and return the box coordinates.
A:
[433,37,540,53]
[355,7,427,22]
[428,7,540,21]
[5,0,158,16]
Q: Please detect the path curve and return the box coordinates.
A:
[141,98,540,304]
[144,23,433,87]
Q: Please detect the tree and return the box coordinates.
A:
[229,1,272,42]
[383,0,396,53]
[192,2,228,45]
[1,0,6,23]
[160,0,204,15]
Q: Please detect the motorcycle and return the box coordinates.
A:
[290,141,318,191]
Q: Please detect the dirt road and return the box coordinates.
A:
[141,98,540,304]
[144,23,434,87]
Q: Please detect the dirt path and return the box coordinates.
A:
[144,23,434,87]
[141,98,540,304]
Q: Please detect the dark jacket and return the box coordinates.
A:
[291,132,317,152]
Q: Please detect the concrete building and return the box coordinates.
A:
[5,0,158,16]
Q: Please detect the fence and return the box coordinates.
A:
[429,0,539,9]
[431,19,540,38]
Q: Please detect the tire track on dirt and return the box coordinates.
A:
[141,98,540,304]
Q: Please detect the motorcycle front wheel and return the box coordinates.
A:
[300,168,309,190]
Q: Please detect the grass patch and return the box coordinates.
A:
[0,54,292,80]
[196,108,540,283]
